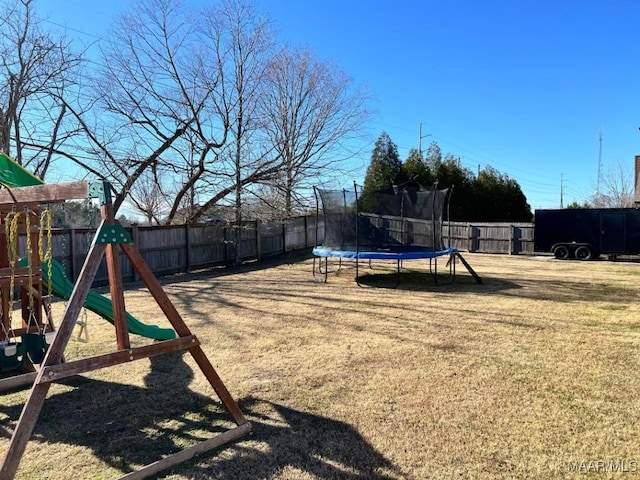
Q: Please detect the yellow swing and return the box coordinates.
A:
[0,292,27,372]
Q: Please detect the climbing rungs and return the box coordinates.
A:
[38,335,200,383]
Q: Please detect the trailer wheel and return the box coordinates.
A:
[553,245,570,260]
[575,245,593,261]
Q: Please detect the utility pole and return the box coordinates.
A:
[560,173,564,208]
[597,127,603,197]
[419,122,431,157]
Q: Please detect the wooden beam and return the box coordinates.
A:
[0,181,88,205]
[103,204,130,350]
[119,242,248,426]
[0,372,37,392]
[118,422,252,480]
[38,336,199,383]
[120,243,191,337]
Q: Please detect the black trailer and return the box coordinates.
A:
[534,208,640,260]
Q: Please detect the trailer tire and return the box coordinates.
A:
[575,245,593,261]
[553,245,570,260]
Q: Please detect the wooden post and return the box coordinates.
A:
[224,225,229,266]
[120,242,248,425]
[130,224,139,282]
[255,219,261,261]
[282,221,287,254]
[509,224,514,255]
[185,223,191,274]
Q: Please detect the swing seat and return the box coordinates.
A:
[0,340,27,372]
[22,333,49,365]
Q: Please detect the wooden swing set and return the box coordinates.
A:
[0,179,250,479]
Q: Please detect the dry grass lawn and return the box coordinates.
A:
[1,252,640,479]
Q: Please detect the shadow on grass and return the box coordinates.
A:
[154,250,316,286]
[354,270,483,290]
[0,351,402,479]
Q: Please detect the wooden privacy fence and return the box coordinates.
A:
[32,217,533,286]
[40,216,317,286]
[445,222,535,255]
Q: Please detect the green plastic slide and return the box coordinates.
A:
[1,150,175,340]
[40,259,175,341]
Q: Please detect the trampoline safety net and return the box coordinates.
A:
[314,181,452,252]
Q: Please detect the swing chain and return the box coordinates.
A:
[39,208,53,323]
[5,209,21,328]
[24,207,38,331]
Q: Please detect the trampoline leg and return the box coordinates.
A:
[433,256,438,286]
[355,258,400,289]
[312,256,329,283]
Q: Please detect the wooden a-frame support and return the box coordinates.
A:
[0,181,251,479]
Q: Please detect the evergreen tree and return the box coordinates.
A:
[403,148,434,186]
[360,132,403,210]
[360,137,532,222]
[433,154,474,220]
[471,166,532,221]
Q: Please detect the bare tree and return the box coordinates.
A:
[129,170,167,224]
[590,160,634,208]
[38,0,370,229]
[63,0,281,230]
[196,0,279,263]
[60,0,227,215]
[0,0,82,177]
[259,47,370,216]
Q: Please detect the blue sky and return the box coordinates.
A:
[42,0,640,210]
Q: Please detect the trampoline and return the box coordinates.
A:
[312,181,481,287]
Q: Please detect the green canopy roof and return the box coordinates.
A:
[0,151,44,187]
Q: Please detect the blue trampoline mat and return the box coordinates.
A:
[312,246,457,260]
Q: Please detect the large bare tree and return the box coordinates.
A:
[64,0,280,228]
[25,0,371,226]
[259,47,370,216]
[0,0,82,177]
[64,0,226,215]
[195,0,280,263]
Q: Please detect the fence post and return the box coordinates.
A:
[224,225,229,265]
[130,224,139,282]
[467,223,472,253]
[509,224,514,255]
[255,220,261,261]
[282,221,287,254]
[185,224,191,273]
